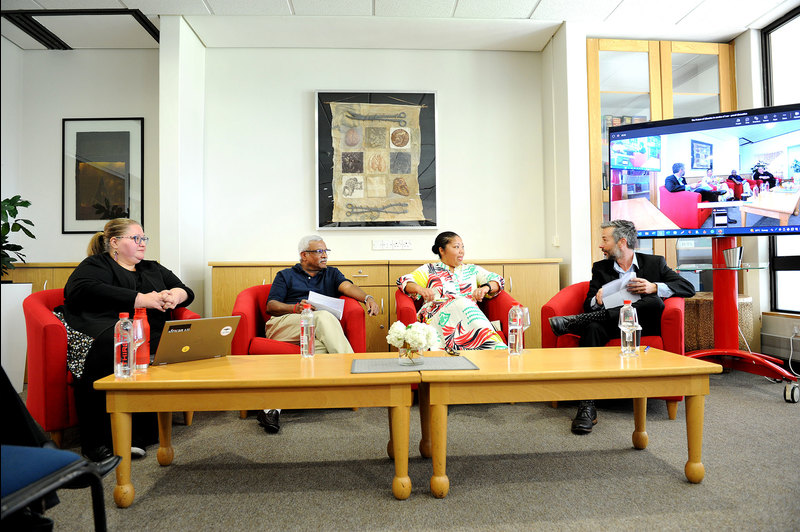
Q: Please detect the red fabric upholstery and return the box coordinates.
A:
[658,186,711,229]
[394,288,521,343]
[540,281,688,410]
[726,179,744,200]
[230,284,366,355]
[23,288,200,435]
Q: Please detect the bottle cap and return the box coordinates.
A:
[119,312,129,319]
[303,303,311,309]
[623,300,631,305]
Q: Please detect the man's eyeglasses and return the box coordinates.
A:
[123,235,150,245]
[303,249,330,255]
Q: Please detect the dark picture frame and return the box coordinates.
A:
[62,118,143,234]
[690,139,713,169]
[315,91,437,229]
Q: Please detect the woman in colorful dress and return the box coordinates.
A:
[396,231,507,351]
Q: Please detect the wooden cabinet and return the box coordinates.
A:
[211,259,562,352]
[4,263,78,292]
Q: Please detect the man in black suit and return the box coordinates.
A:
[664,162,724,202]
[548,219,696,434]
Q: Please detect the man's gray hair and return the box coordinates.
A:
[298,234,324,254]
[672,162,684,174]
[601,220,638,249]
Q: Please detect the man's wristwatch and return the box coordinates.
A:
[480,283,493,294]
[364,295,374,304]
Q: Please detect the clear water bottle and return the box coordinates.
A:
[761,182,769,193]
[300,304,315,358]
[114,312,134,377]
[618,300,642,357]
[507,305,524,356]
[132,308,150,373]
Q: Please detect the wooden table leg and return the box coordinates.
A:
[389,405,411,500]
[386,408,394,459]
[429,403,449,498]
[632,397,649,450]
[684,394,706,483]
[157,412,174,466]
[110,411,134,508]
[418,383,431,458]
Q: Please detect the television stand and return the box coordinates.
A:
[678,236,798,403]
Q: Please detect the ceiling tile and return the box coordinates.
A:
[35,13,158,48]
[606,0,700,26]
[36,0,127,8]
[205,0,291,16]
[375,0,455,18]
[122,0,211,16]
[1,17,47,49]
[454,0,539,19]
[532,0,621,22]
[679,0,785,27]
[0,0,44,10]
[292,0,372,17]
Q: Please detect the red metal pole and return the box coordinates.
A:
[712,236,739,351]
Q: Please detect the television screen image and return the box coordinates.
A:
[608,104,800,238]
[610,136,661,172]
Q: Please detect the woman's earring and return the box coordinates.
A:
[114,250,119,261]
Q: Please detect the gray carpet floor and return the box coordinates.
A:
[42,370,799,531]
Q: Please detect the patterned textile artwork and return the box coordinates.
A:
[329,102,425,222]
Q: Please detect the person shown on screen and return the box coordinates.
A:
[728,169,743,183]
[256,235,379,434]
[57,218,194,463]
[548,220,695,435]
[755,165,776,189]
[702,169,733,201]
[396,231,507,351]
[664,162,724,202]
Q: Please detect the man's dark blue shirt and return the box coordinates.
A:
[268,264,350,304]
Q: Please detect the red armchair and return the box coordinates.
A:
[230,284,366,356]
[23,288,200,446]
[658,186,711,229]
[395,288,521,344]
[540,281,687,419]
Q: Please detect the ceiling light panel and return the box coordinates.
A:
[205,0,291,16]
[292,0,372,17]
[455,0,539,19]
[375,0,455,18]
[35,14,158,48]
[122,0,211,16]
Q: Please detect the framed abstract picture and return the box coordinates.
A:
[315,91,437,229]
[690,139,713,170]
[62,118,143,234]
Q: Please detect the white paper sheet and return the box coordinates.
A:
[308,291,344,320]
[601,272,640,309]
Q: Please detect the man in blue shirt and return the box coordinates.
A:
[257,235,379,434]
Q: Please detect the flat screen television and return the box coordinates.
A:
[608,104,800,238]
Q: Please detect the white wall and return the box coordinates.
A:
[1,47,159,263]
[1,38,23,199]
[202,47,545,267]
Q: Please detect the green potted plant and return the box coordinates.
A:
[1,195,36,278]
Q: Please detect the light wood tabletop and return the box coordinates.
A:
[417,347,722,498]
[95,353,419,507]
[739,188,800,226]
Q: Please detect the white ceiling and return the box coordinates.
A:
[1,0,798,51]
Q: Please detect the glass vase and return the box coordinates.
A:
[398,346,424,366]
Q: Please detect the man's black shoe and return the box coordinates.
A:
[83,445,114,463]
[257,409,280,434]
[549,316,569,336]
[571,401,597,435]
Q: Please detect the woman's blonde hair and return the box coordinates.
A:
[87,218,140,256]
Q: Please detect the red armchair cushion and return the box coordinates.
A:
[231,284,366,355]
[658,186,711,229]
[394,288,521,343]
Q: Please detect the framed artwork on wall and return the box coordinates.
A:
[690,139,713,169]
[315,91,437,229]
[62,118,143,234]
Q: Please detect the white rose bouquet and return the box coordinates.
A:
[386,321,439,361]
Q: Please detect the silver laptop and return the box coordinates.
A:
[151,316,240,366]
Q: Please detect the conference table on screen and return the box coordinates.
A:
[96,347,722,504]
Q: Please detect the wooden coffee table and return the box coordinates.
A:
[94,353,418,507]
[739,188,800,226]
[417,347,722,498]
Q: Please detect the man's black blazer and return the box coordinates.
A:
[664,173,688,193]
[583,253,696,313]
